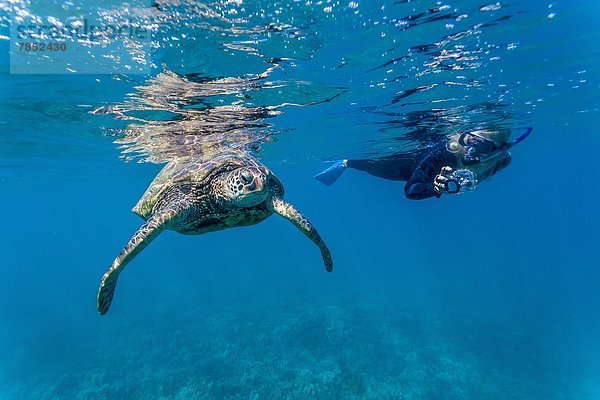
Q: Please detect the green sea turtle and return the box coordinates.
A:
[97,152,333,315]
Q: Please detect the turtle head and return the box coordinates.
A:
[220,166,270,207]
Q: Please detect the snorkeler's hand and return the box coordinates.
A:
[433,166,454,194]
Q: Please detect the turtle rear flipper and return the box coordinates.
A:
[97,206,182,315]
[270,197,333,272]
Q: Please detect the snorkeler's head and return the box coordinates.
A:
[456,127,531,166]
[447,127,531,180]
[458,131,510,167]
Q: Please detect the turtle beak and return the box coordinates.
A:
[250,176,265,192]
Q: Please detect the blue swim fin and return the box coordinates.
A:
[314,160,347,186]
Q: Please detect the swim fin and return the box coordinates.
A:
[314,160,347,186]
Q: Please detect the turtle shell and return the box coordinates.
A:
[132,152,280,219]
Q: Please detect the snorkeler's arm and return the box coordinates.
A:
[404,146,456,200]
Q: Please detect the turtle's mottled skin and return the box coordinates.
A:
[97,152,333,315]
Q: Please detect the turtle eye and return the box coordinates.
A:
[240,170,254,184]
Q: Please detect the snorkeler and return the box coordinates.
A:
[314,127,532,200]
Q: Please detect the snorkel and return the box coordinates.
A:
[510,127,534,146]
[460,127,533,166]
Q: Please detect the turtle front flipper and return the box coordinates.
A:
[97,206,181,315]
[270,197,333,272]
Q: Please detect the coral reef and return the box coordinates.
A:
[0,297,580,400]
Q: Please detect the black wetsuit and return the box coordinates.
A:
[347,143,458,200]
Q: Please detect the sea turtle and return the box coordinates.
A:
[97,152,333,315]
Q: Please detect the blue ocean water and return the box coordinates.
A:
[0,0,599,399]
